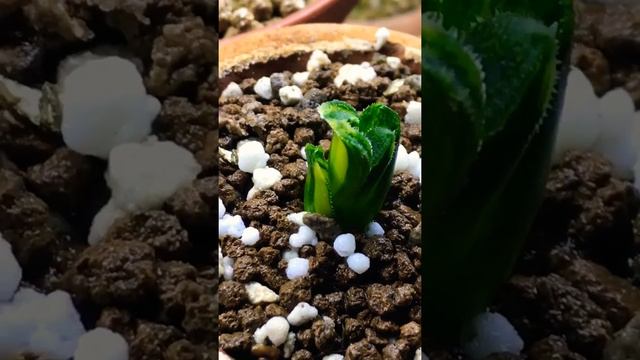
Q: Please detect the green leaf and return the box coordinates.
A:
[304,144,332,216]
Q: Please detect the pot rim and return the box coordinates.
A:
[219,23,421,79]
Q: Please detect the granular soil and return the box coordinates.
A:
[0,1,218,358]
[426,0,640,358]
[220,0,308,39]
[218,45,422,358]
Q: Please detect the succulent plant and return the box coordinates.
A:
[304,100,401,231]
[423,0,574,342]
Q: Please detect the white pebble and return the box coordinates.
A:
[219,198,226,219]
[394,144,410,173]
[407,150,422,181]
[384,79,405,96]
[365,222,385,237]
[322,355,344,360]
[286,212,308,226]
[405,101,421,126]
[74,328,128,360]
[107,139,201,212]
[593,88,637,179]
[283,249,299,262]
[60,56,160,159]
[333,233,356,257]
[237,140,270,173]
[253,167,282,191]
[254,76,273,100]
[307,50,331,72]
[245,282,279,304]
[0,234,21,302]
[221,82,243,98]
[279,85,303,106]
[292,72,310,86]
[255,317,290,346]
[219,214,246,238]
[283,332,296,358]
[87,199,127,245]
[554,67,601,162]
[300,146,307,160]
[286,258,310,279]
[334,63,377,87]
[347,253,370,274]
[241,227,260,246]
[0,289,86,360]
[222,256,235,280]
[386,56,401,69]
[416,348,428,360]
[375,27,390,50]
[289,225,318,248]
[462,312,524,360]
[287,302,318,326]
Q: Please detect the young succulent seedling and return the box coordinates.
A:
[423,0,574,342]
[304,100,401,231]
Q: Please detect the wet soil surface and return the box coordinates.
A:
[0,1,218,359]
[218,47,422,358]
[427,0,640,359]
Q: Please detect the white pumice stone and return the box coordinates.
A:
[222,256,235,280]
[283,332,296,358]
[254,76,273,100]
[221,82,243,98]
[333,233,356,257]
[257,316,290,346]
[593,88,637,179]
[462,312,524,360]
[279,85,304,105]
[386,56,401,69]
[219,198,226,219]
[253,325,268,344]
[286,212,308,226]
[0,289,86,360]
[384,79,405,96]
[292,72,310,86]
[241,227,260,246]
[375,27,390,50]
[407,151,422,181]
[245,282,279,304]
[394,144,410,173]
[286,257,310,279]
[322,355,344,360]
[237,141,270,173]
[107,139,201,212]
[405,101,422,126]
[0,234,21,302]
[283,249,299,262]
[554,67,601,162]
[307,50,331,72]
[289,225,317,248]
[219,214,246,238]
[347,253,370,274]
[365,222,385,237]
[334,63,377,87]
[286,302,319,326]
[88,199,127,245]
[74,328,128,360]
[253,167,282,190]
[60,56,160,159]
[300,146,307,160]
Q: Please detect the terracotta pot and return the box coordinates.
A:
[220,0,360,43]
[219,23,421,87]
